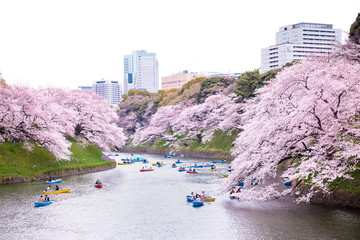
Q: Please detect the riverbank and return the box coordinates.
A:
[120,147,233,160]
[0,141,116,184]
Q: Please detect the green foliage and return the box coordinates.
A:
[198,77,232,103]
[127,89,151,96]
[349,13,360,44]
[0,141,113,180]
[234,62,295,103]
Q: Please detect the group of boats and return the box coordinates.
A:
[33,178,69,207]
[186,193,216,207]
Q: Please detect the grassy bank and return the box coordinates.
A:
[0,141,114,183]
[132,130,239,155]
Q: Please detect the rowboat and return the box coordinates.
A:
[178,168,186,172]
[203,164,214,168]
[211,160,227,163]
[34,201,53,207]
[152,163,157,166]
[118,162,131,165]
[190,165,203,168]
[186,195,194,202]
[202,197,215,202]
[95,184,103,188]
[210,169,216,171]
[186,171,197,174]
[179,154,186,157]
[115,153,119,156]
[142,161,149,164]
[193,201,204,207]
[223,174,229,178]
[283,181,291,186]
[140,169,154,172]
[227,169,232,172]
[45,179,62,184]
[175,160,183,164]
[43,189,70,194]
[157,164,163,167]
[172,165,177,168]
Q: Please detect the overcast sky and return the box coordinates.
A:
[0,0,358,89]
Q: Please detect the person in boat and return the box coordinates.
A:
[230,189,235,194]
[46,186,51,192]
[55,185,59,191]
[142,167,144,170]
[149,167,152,170]
[236,188,241,193]
[38,196,44,202]
[201,191,206,198]
[48,176,52,182]
[95,179,101,185]
[192,168,196,172]
[44,195,50,202]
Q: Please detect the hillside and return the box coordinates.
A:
[0,140,115,183]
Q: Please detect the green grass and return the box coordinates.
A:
[0,141,114,181]
[183,130,239,154]
[328,163,360,194]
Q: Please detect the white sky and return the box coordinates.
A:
[0,0,358,89]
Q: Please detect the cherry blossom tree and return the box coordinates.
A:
[0,85,71,159]
[43,88,127,153]
[132,94,242,146]
[226,56,360,203]
[0,85,126,159]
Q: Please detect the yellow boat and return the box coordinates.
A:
[223,174,229,178]
[118,163,131,165]
[43,189,70,194]
[152,163,157,166]
[203,197,215,202]
[211,169,216,171]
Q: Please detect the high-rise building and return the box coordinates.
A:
[261,22,342,73]
[161,70,204,90]
[124,50,159,94]
[78,78,122,105]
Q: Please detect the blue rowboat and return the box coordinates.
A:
[178,168,186,172]
[157,164,163,168]
[227,169,232,172]
[172,165,177,168]
[186,195,194,202]
[175,160,183,164]
[190,165,203,168]
[179,154,186,157]
[193,201,204,207]
[142,160,149,164]
[45,179,62,184]
[34,201,53,207]
[283,181,291,186]
[165,154,172,158]
[203,164,214,168]
[211,160,227,163]
[115,153,119,156]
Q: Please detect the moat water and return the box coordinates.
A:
[1,153,360,240]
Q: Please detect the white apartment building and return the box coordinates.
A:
[261,22,342,73]
[78,78,122,105]
[124,50,159,93]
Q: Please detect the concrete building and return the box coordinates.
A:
[261,22,342,73]
[161,70,204,90]
[78,78,122,105]
[124,50,159,93]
